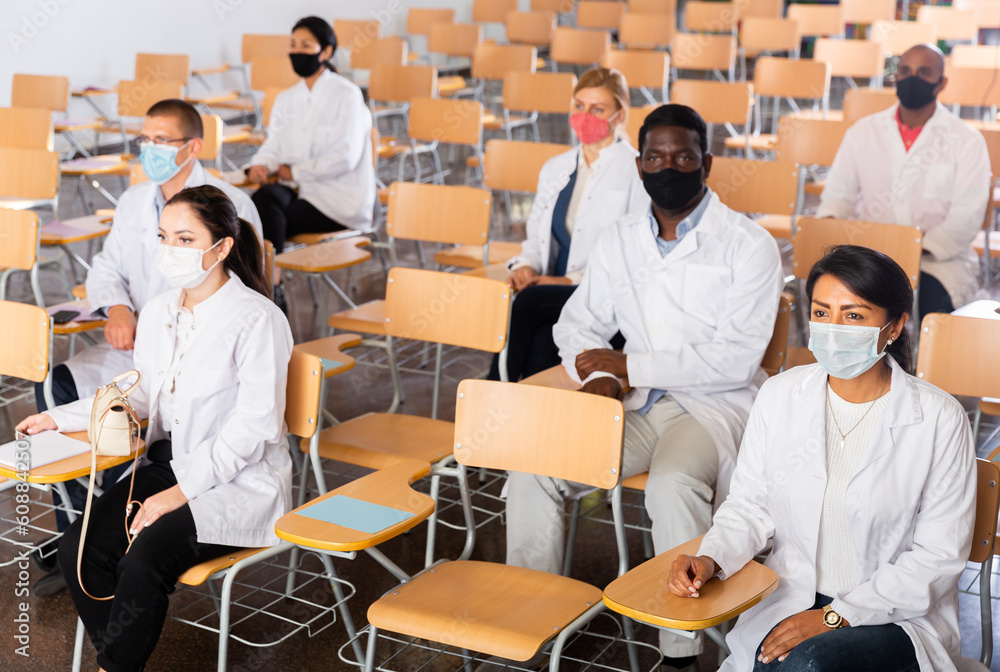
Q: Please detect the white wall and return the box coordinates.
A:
[0,0,484,109]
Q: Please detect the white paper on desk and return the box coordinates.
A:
[0,432,90,470]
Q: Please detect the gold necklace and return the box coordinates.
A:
[826,371,891,450]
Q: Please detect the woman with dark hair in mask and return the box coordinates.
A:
[245,16,376,302]
[667,245,977,672]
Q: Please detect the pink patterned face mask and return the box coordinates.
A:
[569,110,619,145]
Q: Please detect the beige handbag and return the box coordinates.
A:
[78,370,143,601]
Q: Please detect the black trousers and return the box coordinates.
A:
[918,271,955,317]
[58,440,238,672]
[251,183,346,254]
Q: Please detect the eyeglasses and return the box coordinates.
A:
[136,135,193,146]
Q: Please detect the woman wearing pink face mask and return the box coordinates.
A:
[492,68,649,382]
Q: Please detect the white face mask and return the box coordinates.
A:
[156,239,223,289]
[807,321,893,380]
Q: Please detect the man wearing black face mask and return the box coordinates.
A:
[504,104,783,672]
[818,43,989,316]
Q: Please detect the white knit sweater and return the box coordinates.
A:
[816,385,890,597]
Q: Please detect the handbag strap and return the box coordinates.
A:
[111,369,140,398]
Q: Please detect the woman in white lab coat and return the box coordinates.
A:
[17,185,294,672]
[492,67,649,381]
[667,245,976,672]
[246,16,375,264]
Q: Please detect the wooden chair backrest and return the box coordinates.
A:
[429,22,484,58]
[813,38,885,80]
[577,1,628,30]
[670,80,753,127]
[408,97,484,146]
[956,0,1000,30]
[11,74,69,112]
[483,139,570,193]
[0,107,53,150]
[473,0,520,24]
[971,459,1000,564]
[0,209,38,272]
[333,19,383,50]
[369,64,438,104]
[352,37,408,70]
[263,239,274,297]
[285,350,323,439]
[550,27,612,65]
[735,0,784,19]
[762,291,794,376]
[618,13,677,49]
[671,33,737,71]
[384,267,510,353]
[916,6,979,43]
[472,44,538,81]
[260,87,283,127]
[684,1,739,32]
[740,17,803,53]
[840,0,896,25]
[601,49,670,90]
[506,11,557,46]
[977,124,1000,181]
[0,299,50,383]
[915,314,1000,399]
[870,20,938,58]
[940,67,1000,108]
[503,70,578,114]
[787,4,844,37]
[843,88,897,124]
[754,57,830,99]
[130,163,148,187]
[791,216,924,287]
[197,113,223,161]
[624,104,658,149]
[951,44,1000,68]
[629,0,678,15]
[773,116,850,166]
[532,0,576,13]
[135,53,190,86]
[249,56,298,91]
[707,157,799,216]
[386,181,492,246]
[454,379,624,489]
[117,79,184,117]
[241,34,289,63]
[408,8,456,36]
[0,147,59,200]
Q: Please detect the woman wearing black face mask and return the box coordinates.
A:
[244,16,376,306]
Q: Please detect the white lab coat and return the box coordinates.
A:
[817,103,990,308]
[553,194,784,507]
[245,69,375,230]
[698,359,976,672]
[504,140,649,281]
[70,161,263,399]
[47,274,294,548]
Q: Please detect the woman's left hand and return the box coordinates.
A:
[276,164,294,181]
[129,485,188,537]
[758,609,843,664]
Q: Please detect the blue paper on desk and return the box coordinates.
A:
[295,495,414,534]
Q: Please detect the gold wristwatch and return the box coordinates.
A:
[822,605,845,629]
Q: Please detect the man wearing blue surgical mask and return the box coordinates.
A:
[502,104,783,672]
[818,43,990,316]
[28,99,262,597]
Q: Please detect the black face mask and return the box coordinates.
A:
[290,52,324,78]
[641,167,704,212]
[896,75,941,110]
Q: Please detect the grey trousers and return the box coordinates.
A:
[505,396,719,657]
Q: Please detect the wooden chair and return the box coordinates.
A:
[618,12,676,50]
[772,115,851,205]
[134,52,238,109]
[684,1,739,35]
[367,63,438,135]
[577,0,628,31]
[956,0,1000,32]
[39,213,112,287]
[480,138,571,224]
[624,104,659,149]
[669,80,754,154]
[786,3,844,38]
[870,20,938,59]
[362,379,634,672]
[706,156,800,242]
[840,0,897,28]
[486,70,578,142]
[12,74,102,158]
[427,22,484,66]
[550,27,612,68]
[951,44,1000,68]
[740,17,803,59]
[670,33,739,82]
[843,87,897,123]
[393,96,487,185]
[0,107,53,150]
[334,19,383,50]
[629,0,678,15]
[602,49,670,104]
[195,33,289,123]
[917,5,979,44]
[470,42,538,87]
[408,7,456,36]
[0,300,53,411]
[506,10,557,48]
[940,67,1000,118]
[473,0,519,25]
[0,210,45,308]
[0,147,60,214]
[813,37,886,90]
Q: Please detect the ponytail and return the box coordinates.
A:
[230,219,270,298]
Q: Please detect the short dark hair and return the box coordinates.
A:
[294,16,338,72]
[638,104,708,157]
[145,99,203,140]
[805,245,914,372]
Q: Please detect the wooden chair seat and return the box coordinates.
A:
[484,113,530,131]
[804,179,826,196]
[723,134,777,153]
[328,299,388,335]
[756,214,792,240]
[603,536,778,630]
[622,472,648,490]
[72,284,87,299]
[55,118,104,133]
[462,262,510,282]
[438,76,467,95]
[434,241,522,268]
[211,98,257,112]
[380,143,431,159]
[177,547,266,586]
[378,187,390,205]
[519,364,580,390]
[306,413,455,470]
[368,560,604,661]
[973,230,1000,259]
[221,126,251,144]
[981,398,1000,417]
[287,232,338,246]
[100,121,143,136]
[784,346,817,369]
[274,237,371,273]
[40,215,112,246]
[185,90,240,106]
[60,155,130,176]
[293,333,361,377]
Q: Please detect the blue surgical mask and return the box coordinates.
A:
[808,321,893,380]
[140,140,191,185]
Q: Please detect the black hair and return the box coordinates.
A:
[805,245,914,372]
[164,186,269,298]
[638,103,708,157]
[293,16,338,72]
[145,99,203,140]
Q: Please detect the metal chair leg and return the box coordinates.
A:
[72,617,85,672]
